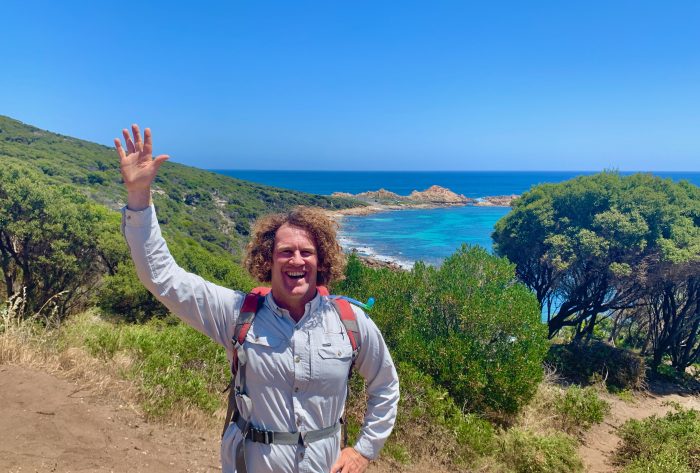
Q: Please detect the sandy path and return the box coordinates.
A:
[6,362,696,473]
[0,364,222,472]
[0,364,434,473]
[577,381,700,473]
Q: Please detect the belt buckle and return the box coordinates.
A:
[251,428,274,444]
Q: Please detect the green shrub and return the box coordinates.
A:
[496,428,583,473]
[96,234,256,322]
[615,407,700,473]
[546,341,646,390]
[553,385,610,433]
[65,314,229,417]
[96,262,170,322]
[335,248,549,418]
[344,361,495,466]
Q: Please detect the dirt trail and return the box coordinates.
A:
[578,380,700,473]
[0,364,432,473]
[4,362,698,473]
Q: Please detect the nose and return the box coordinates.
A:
[289,251,304,265]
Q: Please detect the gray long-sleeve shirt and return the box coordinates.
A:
[121,205,399,473]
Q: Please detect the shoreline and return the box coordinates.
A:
[326,197,517,219]
[326,185,516,270]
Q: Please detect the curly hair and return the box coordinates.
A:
[245,206,346,285]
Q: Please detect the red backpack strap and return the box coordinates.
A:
[317,285,330,296]
[331,298,360,354]
[231,287,269,374]
[224,287,268,438]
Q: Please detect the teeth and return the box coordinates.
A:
[286,272,305,277]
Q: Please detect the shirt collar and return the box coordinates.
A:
[265,290,323,320]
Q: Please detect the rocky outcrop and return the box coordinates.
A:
[474,195,519,207]
[334,185,472,206]
[356,189,404,201]
[330,186,518,214]
[408,185,472,204]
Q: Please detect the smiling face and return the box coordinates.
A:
[270,223,319,318]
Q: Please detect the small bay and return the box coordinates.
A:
[214,170,700,266]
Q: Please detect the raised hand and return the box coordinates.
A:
[115,124,169,193]
[115,124,169,210]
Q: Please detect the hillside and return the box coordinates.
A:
[0,115,362,258]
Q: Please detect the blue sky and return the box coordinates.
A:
[1,1,698,171]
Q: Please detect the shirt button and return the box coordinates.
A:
[296,418,302,426]
[299,452,305,459]
[294,356,301,363]
[294,387,299,392]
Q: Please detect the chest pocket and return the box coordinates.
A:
[315,334,353,390]
[243,331,288,385]
[318,342,353,360]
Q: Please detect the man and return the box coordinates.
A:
[115,124,399,473]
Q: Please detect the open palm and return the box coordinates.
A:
[114,124,169,191]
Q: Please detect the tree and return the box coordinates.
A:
[0,165,115,317]
[335,247,548,418]
[493,172,700,341]
[641,260,700,373]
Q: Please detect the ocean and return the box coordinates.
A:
[213,170,700,267]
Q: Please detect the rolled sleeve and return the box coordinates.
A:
[351,306,400,460]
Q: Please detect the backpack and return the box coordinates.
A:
[222,286,360,447]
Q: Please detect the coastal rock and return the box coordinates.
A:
[355,188,404,202]
[474,194,519,207]
[408,185,472,204]
[331,192,354,198]
[357,255,404,271]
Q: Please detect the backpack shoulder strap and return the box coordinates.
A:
[223,287,268,439]
[232,287,269,371]
[330,298,360,354]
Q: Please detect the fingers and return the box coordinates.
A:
[122,128,136,154]
[143,127,153,156]
[132,124,143,152]
[153,154,170,169]
[330,458,342,473]
[114,138,126,160]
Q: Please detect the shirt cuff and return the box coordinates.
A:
[354,437,380,461]
[121,204,155,228]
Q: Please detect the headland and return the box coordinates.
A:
[327,184,518,217]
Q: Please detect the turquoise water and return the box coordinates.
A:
[213,170,700,266]
[339,206,510,267]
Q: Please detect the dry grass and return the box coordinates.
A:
[1,294,217,430]
[1,296,130,399]
[516,369,566,435]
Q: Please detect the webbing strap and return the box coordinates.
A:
[328,298,360,448]
[331,298,360,354]
[235,416,341,445]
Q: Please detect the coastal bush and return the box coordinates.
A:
[345,361,496,466]
[97,233,256,322]
[546,341,646,390]
[494,428,583,473]
[335,248,549,419]
[493,171,700,345]
[552,385,610,434]
[0,165,118,318]
[614,407,700,473]
[63,313,230,417]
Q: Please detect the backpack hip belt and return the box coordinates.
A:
[234,412,341,446]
